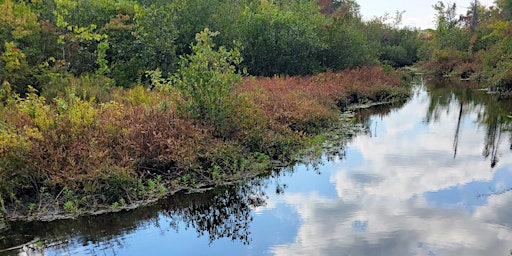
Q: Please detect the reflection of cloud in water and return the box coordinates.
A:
[272,191,512,255]
[475,188,512,227]
[271,90,512,255]
[341,93,509,200]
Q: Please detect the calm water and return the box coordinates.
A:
[2,77,512,256]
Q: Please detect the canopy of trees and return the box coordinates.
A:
[0,0,424,95]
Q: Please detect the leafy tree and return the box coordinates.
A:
[0,0,41,92]
[0,0,40,41]
[497,0,512,19]
[238,0,325,76]
[434,1,458,33]
[318,0,360,18]
[101,13,141,86]
[365,17,422,67]
[133,3,178,79]
[479,21,512,90]
[318,8,376,70]
[168,0,218,56]
[168,0,246,55]
[432,1,470,51]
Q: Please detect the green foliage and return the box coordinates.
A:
[1,0,423,91]
[424,1,512,91]
[171,29,243,136]
[38,72,115,103]
[2,41,27,73]
[63,201,78,213]
[49,0,112,76]
[0,0,40,40]
[430,2,471,52]
[133,3,178,76]
[53,0,134,29]
[497,0,512,20]
[101,13,140,87]
[238,0,326,76]
[0,41,34,93]
[434,1,458,36]
[95,40,110,75]
[479,33,512,89]
[365,18,422,67]
[169,0,225,55]
[318,15,377,71]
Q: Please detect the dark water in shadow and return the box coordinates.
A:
[2,76,512,256]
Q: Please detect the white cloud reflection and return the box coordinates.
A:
[268,88,512,255]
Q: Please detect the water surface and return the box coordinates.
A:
[2,77,512,255]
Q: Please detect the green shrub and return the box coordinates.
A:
[170,28,243,137]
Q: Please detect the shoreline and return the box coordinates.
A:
[0,98,404,225]
[0,68,411,226]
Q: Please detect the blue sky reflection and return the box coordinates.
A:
[266,86,512,255]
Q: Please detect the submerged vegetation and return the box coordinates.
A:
[2,0,511,222]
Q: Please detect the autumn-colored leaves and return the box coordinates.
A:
[0,66,408,219]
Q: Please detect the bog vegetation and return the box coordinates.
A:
[0,0,510,220]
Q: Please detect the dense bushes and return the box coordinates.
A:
[477,24,512,90]
[0,0,420,93]
[0,63,408,219]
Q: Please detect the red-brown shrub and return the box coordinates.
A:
[238,66,405,134]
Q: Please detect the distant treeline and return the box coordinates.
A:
[422,0,512,91]
[0,0,422,94]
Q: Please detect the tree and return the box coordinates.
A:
[318,0,360,18]
[0,0,41,92]
[431,1,471,51]
[133,3,178,78]
[364,15,422,67]
[101,13,140,86]
[497,0,512,19]
[238,0,325,76]
[434,1,458,35]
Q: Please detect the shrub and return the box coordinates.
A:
[170,28,243,137]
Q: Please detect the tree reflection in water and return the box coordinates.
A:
[0,181,268,255]
[484,115,503,168]
[425,78,512,169]
[162,182,267,245]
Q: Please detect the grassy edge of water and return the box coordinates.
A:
[0,68,411,226]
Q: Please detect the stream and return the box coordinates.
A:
[2,76,512,255]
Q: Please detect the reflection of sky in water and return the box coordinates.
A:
[424,166,512,213]
[266,86,512,255]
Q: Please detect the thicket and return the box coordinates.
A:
[0,0,414,220]
[0,0,422,92]
[0,65,407,221]
[422,0,512,92]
